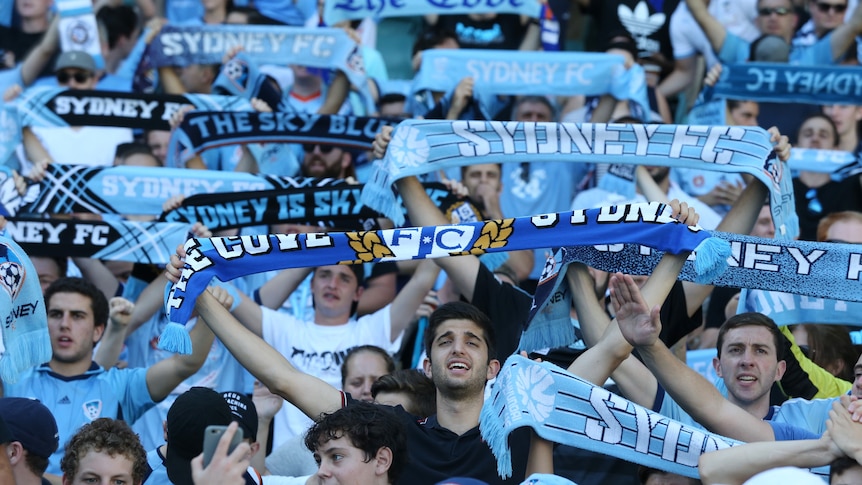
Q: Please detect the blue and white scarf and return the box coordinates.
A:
[712,62,862,105]
[2,165,345,217]
[163,203,729,353]
[4,217,189,264]
[481,355,741,479]
[361,120,796,238]
[524,233,862,352]
[788,148,862,179]
[146,25,369,103]
[322,0,541,24]
[412,50,650,120]
[740,288,862,327]
[0,235,50,383]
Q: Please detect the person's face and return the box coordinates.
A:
[48,292,103,365]
[853,354,862,398]
[119,153,160,167]
[823,104,862,137]
[715,326,785,407]
[461,164,502,201]
[343,352,390,403]
[832,464,862,485]
[312,266,361,318]
[751,205,776,239]
[302,144,349,179]
[146,131,171,164]
[423,319,499,399]
[797,116,838,148]
[810,0,847,33]
[515,101,553,122]
[824,219,862,243]
[56,68,97,90]
[31,256,62,293]
[225,10,250,24]
[16,0,52,19]
[176,64,211,94]
[728,102,759,127]
[62,450,136,485]
[314,436,388,485]
[755,0,798,39]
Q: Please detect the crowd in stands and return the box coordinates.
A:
[4,0,862,484]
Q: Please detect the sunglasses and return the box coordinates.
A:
[757,6,793,15]
[302,143,335,154]
[805,188,823,214]
[815,1,847,13]
[56,71,91,84]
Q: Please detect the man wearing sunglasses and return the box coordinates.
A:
[794,0,852,54]
[20,50,133,168]
[301,142,355,180]
[686,0,862,65]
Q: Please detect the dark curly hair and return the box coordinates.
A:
[305,402,407,483]
[60,418,147,484]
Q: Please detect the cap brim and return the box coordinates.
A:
[165,445,195,485]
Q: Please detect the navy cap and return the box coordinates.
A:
[0,398,59,458]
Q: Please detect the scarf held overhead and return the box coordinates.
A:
[361,120,794,237]
[481,355,741,479]
[323,0,541,24]
[3,165,348,217]
[147,25,368,96]
[13,87,251,131]
[712,62,862,105]
[4,217,189,264]
[168,111,398,166]
[162,203,728,353]
[159,182,482,232]
[523,233,862,352]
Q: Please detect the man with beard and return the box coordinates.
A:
[571,162,722,229]
[301,143,355,180]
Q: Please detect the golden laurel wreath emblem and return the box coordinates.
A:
[454,219,514,256]
[342,231,395,264]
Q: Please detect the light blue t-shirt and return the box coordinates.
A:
[4,362,155,474]
[143,446,168,485]
[770,395,840,435]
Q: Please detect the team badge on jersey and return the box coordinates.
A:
[83,400,102,421]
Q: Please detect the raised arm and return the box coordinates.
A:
[617,283,776,442]
[828,1,862,62]
[93,297,134,369]
[144,286,221,402]
[698,435,840,485]
[685,0,727,53]
[388,260,440,343]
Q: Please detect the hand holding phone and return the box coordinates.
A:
[202,423,244,467]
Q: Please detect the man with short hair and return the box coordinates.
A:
[0,397,59,485]
[305,401,407,485]
[60,418,147,485]
[169,253,531,485]
[1,277,216,474]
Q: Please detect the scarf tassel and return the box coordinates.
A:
[0,327,51,383]
[692,236,732,284]
[479,392,513,479]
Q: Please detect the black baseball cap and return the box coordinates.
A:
[0,398,59,458]
[222,391,258,441]
[165,387,234,485]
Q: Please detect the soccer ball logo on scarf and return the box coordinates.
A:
[0,261,24,300]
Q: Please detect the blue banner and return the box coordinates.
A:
[323,0,542,24]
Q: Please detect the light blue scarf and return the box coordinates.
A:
[712,62,862,104]
[480,355,742,479]
[163,203,729,353]
[412,50,650,121]
[2,165,341,217]
[147,25,370,108]
[788,147,862,180]
[57,0,104,70]
[0,234,51,383]
[322,0,541,24]
[360,120,795,238]
[740,288,862,327]
[523,233,862,352]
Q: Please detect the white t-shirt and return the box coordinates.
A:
[262,304,399,447]
[26,126,133,170]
